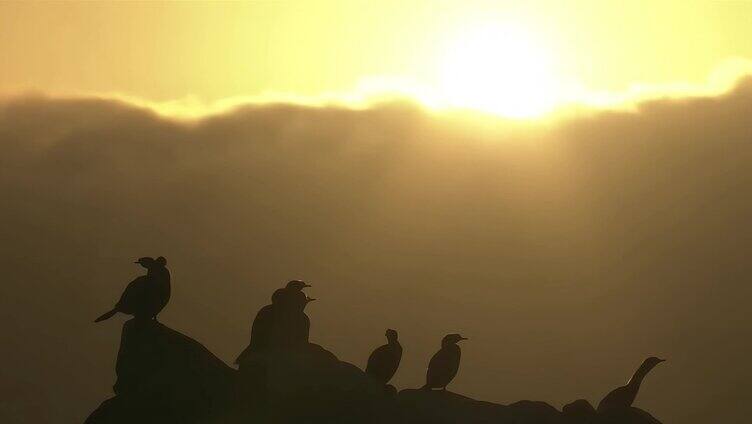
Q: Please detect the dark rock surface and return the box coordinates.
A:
[239,342,394,423]
[563,399,598,423]
[85,319,237,424]
[85,320,663,424]
[396,390,562,424]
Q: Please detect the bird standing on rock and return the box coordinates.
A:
[288,295,315,346]
[422,333,467,391]
[94,256,170,322]
[366,329,402,385]
[235,280,312,364]
[274,281,313,347]
[235,289,283,364]
[597,356,666,412]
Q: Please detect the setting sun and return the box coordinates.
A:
[4,2,752,424]
[437,24,560,118]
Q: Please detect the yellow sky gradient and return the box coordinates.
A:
[2,1,752,118]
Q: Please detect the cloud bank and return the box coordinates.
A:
[1,79,751,423]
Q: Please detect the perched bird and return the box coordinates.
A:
[235,292,283,364]
[235,280,312,364]
[366,329,403,385]
[94,257,170,322]
[422,333,467,390]
[287,295,315,346]
[270,280,311,346]
[597,356,666,412]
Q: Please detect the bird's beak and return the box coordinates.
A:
[460,337,468,341]
[659,358,667,362]
[303,283,312,288]
[133,261,140,264]
[308,297,316,302]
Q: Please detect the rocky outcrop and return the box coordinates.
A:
[238,342,394,423]
[85,320,663,424]
[396,390,561,424]
[85,319,236,424]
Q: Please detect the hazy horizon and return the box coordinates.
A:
[2,75,752,423]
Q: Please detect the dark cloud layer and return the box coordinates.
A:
[1,82,751,423]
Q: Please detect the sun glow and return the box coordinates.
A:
[437,24,561,118]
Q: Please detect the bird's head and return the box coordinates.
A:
[134,257,156,269]
[442,333,468,347]
[643,356,666,369]
[385,329,398,342]
[271,288,286,304]
[286,280,311,291]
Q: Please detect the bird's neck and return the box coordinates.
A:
[627,362,653,388]
[441,343,459,351]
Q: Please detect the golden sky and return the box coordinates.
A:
[4,3,752,424]
[2,1,752,117]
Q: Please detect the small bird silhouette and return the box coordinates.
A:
[422,333,467,390]
[597,356,666,412]
[94,257,170,323]
[366,329,402,385]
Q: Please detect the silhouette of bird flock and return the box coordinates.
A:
[95,256,666,415]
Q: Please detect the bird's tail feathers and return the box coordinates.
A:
[94,308,118,323]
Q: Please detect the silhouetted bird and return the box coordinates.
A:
[235,294,281,364]
[597,356,666,412]
[270,279,311,347]
[366,329,402,385]
[298,295,316,338]
[235,280,312,364]
[95,257,171,322]
[286,295,315,346]
[422,333,467,390]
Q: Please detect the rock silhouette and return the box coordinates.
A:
[86,319,666,424]
[94,257,171,322]
[423,333,467,391]
[366,328,402,385]
[597,357,666,413]
[85,319,235,424]
[563,399,597,422]
[88,273,666,423]
[397,390,563,424]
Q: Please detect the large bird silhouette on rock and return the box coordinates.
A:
[94,256,170,322]
[235,280,311,365]
[598,356,666,412]
[366,328,402,385]
[422,333,467,391]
